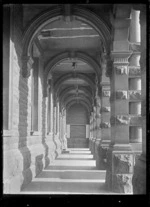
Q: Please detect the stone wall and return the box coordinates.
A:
[3,6,58,193]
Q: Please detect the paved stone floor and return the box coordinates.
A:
[21,148,113,194]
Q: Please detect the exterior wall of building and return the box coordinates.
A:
[3,6,58,193]
[3,4,146,195]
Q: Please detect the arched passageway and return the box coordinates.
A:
[3,4,146,196]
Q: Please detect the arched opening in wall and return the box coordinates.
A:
[21,4,110,154]
[66,103,89,148]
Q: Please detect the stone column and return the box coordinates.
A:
[98,83,111,169]
[129,8,142,145]
[91,104,97,155]
[56,99,60,136]
[89,111,94,151]
[105,4,134,194]
[94,94,102,162]
[62,108,67,151]
[132,6,146,194]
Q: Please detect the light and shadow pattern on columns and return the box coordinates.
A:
[132,5,146,194]
[98,83,111,170]
[105,4,135,194]
[94,94,102,164]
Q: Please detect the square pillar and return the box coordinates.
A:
[98,84,111,169]
[132,6,146,194]
[94,95,102,162]
[105,51,134,194]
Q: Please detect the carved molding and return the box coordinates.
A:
[102,90,110,97]
[129,90,141,100]
[101,106,111,113]
[110,115,130,125]
[129,66,141,76]
[129,115,142,126]
[113,154,133,174]
[129,43,141,52]
[115,65,128,75]
[22,56,34,78]
[116,90,128,100]
[100,122,111,128]
[113,174,133,194]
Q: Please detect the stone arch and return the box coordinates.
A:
[61,93,93,108]
[58,85,92,101]
[45,51,101,79]
[53,73,95,99]
[64,95,92,111]
[66,100,92,116]
[22,4,111,77]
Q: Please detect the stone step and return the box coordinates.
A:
[21,180,107,194]
[21,148,109,194]
[36,169,106,180]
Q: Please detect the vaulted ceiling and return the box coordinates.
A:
[30,4,112,111]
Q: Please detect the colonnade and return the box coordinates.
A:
[89,6,146,194]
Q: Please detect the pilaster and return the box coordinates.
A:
[132,6,146,194]
[98,83,111,169]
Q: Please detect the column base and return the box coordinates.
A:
[97,140,110,170]
[94,139,101,165]
[132,154,146,194]
[105,144,134,194]
[91,138,96,155]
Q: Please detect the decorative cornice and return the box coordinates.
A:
[111,51,132,64]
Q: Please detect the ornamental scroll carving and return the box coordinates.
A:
[101,106,111,112]
[110,115,130,125]
[115,65,128,75]
[100,122,111,128]
[113,154,133,174]
[22,55,34,78]
[102,90,110,97]
[129,90,141,100]
[116,90,128,100]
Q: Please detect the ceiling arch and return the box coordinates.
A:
[63,95,92,109]
[61,93,93,107]
[53,73,95,99]
[21,4,111,78]
[44,51,101,78]
[66,99,92,114]
[58,85,92,101]
[66,101,91,115]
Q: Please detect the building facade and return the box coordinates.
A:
[3,4,146,194]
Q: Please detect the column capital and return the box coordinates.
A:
[111,51,132,64]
